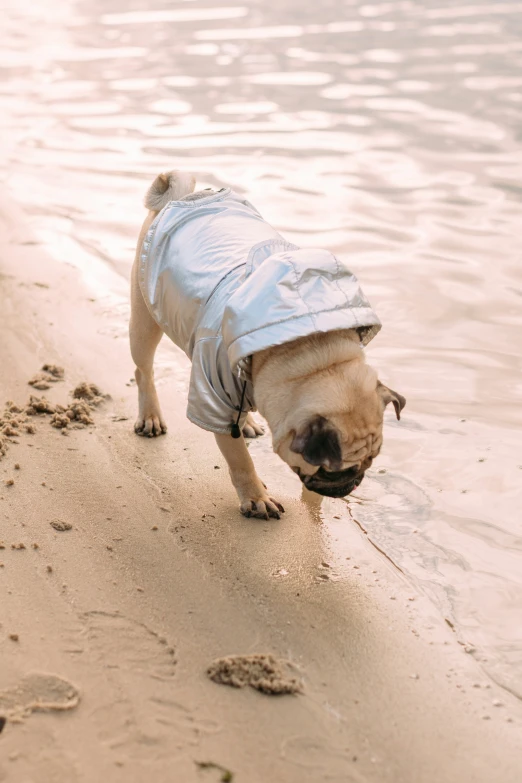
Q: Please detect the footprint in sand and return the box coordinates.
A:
[281,735,365,780]
[80,611,176,679]
[67,612,216,760]
[0,672,80,724]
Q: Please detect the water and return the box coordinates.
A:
[1,0,522,698]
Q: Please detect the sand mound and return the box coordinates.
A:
[207,654,301,695]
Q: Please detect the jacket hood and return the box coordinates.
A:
[222,246,381,373]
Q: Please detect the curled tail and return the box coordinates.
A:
[144,170,196,212]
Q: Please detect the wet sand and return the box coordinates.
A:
[2,0,522,777]
[1,192,522,781]
[2,0,522,701]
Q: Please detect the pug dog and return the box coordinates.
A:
[130,170,405,519]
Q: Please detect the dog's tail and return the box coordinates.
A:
[144,170,196,212]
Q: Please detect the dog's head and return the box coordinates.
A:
[274,378,405,498]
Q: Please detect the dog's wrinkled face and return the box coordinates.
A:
[276,383,406,498]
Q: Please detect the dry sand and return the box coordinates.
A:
[1,192,522,782]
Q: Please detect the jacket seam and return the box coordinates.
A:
[245,238,300,277]
[285,255,318,330]
[166,188,232,209]
[332,253,354,309]
[227,303,376,346]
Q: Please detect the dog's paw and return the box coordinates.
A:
[134,414,167,438]
[242,413,264,439]
[240,495,285,520]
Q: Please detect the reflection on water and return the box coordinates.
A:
[1,0,522,697]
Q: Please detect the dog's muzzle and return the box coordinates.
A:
[298,466,365,498]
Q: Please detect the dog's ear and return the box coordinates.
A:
[377,381,406,420]
[290,416,342,470]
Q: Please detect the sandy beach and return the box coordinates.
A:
[2,0,522,778]
[1,192,521,781]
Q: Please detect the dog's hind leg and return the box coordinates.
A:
[130,170,196,437]
[130,214,167,437]
[242,412,264,438]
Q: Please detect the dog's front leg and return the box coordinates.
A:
[214,433,285,520]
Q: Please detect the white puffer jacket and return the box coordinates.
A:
[139,188,381,434]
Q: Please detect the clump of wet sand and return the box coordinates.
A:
[42,364,64,378]
[26,395,56,416]
[50,519,72,532]
[28,364,64,390]
[0,375,107,460]
[51,400,94,429]
[207,654,301,695]
[28,374,56,391]
[47,382,108,429]
[72,382,107,406]
[27,391,99,431]
[0,400,37,450]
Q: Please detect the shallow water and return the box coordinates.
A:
[1,0,522,698]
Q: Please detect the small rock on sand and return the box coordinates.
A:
[207,654,301,695]
[50,520,73,532]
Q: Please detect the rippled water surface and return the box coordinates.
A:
[1,0,522,697]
